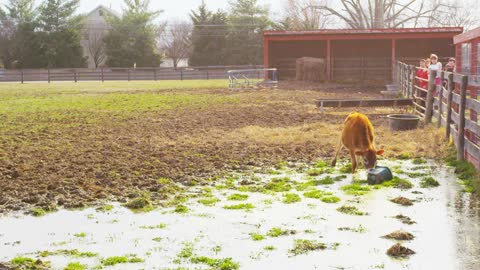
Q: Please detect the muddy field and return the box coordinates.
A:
[0,80,452,214]
[1,159,479,269]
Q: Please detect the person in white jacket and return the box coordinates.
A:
[428,54,443,96]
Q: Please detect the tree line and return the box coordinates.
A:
[0,0,478,69]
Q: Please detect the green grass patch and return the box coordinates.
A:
[264,177,293,192]
[321,196,341,203]
[31,208,47,217]
[123,197,154,213]
[73,232,86,238]
[10,257,51,269]
[264,245,276,251]
[445,150,479,193]
[339,163,353,173]
[306,167,333,176]
[267,227,295,237]
[341,184,370,195]
[303,189,333,199]
[198,197,221,206]
[101,256,144,266]
[381,177,414,189]
[227,193,249,201]
[96,205,114,212]
[39,249,97,258]
[250,233,265,241]
[174,205,189,214]
[139,223,167,230]
[412,158,427,164]
[190,256,240,270]
[420,177,440,188]
[406,172,429,178]
[289,239,326,256]
[223,203,255,210]
[64,262,87,270]
[282,193,301,204]
[336,205,366,216]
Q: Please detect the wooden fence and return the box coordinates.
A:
[397,61,480,168]
[0,65,264,83]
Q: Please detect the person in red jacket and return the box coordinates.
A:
[416,59,428,90]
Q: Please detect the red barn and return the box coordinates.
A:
[263,27,463,82]
[454,27,480,96]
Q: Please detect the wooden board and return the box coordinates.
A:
[316,98,413,111]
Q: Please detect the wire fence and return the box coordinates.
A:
[0,65,264,83]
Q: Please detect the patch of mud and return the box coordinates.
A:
[393,215,417,225]
[387,243,416,258]
[391,197,414,206]
[382,230,415,241]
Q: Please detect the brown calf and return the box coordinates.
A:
[331,112,384,173]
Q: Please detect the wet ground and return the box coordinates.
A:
[1,159,479,270]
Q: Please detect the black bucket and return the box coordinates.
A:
[387,114,420,131]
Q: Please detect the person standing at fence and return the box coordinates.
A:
[417,59,428,90]
[428,54,443,96]
[445,57,456,73]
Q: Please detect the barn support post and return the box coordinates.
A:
[391,39,396,81]
[437,71,445,128]
[263,38,269,69]
[128,69,131,81]
[425,70,436,123]
[326,39,331,81]
[406,65,411,97]
[101,68,104,82]
[457,75,468,161]
[21,70,24,84]
[74,70,77,83]
[154,69,157,81]
[445,73,454,140]
[47,69,51,83]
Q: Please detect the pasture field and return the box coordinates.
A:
[0,80,450,213]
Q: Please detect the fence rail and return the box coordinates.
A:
[0,65,264,83]
[397,61,480,168]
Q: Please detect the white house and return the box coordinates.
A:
[80,5,119,68]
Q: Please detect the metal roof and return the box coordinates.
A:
[264,27,463,37]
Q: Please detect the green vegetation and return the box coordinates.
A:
[190,256,240,270]
[123,197,154,212]
[303,189,333,199]
[267,227,295,237]
[198,197,221,206]
[339,163,353,173]
[445,151,478,193]
[412,158,427,164]
[174,205,189,214]
[223,203,255,210]
[282,193,301,204]
[337,205,366,216]
[334,175,348,181]
[31,208,47,217]
[64,262,87,270]
[381,177,413,189]
[73,232,86,238]
[264,246,276,251]
[341,184,370,195]
[39,249,97,258]
[139,223,167,230]
[406,172,429,178]
[101,256,144,266]
[397,153,412,160]
[250,233,265,241]
[96,205,114,212]
[338,225,367,233]
[264,177,292,192]
[227,193,249,201]
[420,177,440,188]
[289,239,326,256]
[10,257,51,269]
[321,196,341,203]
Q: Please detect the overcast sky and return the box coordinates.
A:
[0,0,282,21]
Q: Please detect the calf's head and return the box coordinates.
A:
[357,148,384,169]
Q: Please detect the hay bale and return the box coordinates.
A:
[295,57,326,82]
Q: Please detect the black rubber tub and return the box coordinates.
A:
[387,114,420,131]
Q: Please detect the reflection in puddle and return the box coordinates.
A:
[0,160,479,269]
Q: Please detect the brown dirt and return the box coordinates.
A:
[0,82,450,213]
[387,243,416,257]
[394,214,417,225]
[383,230,415,241]
[391,197,414,206]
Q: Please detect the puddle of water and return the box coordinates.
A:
[0,160,479,270]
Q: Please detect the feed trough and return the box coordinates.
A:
[387,114,420,131]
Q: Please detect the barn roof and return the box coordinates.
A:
[454,27,480,44]
[264,27,464,37]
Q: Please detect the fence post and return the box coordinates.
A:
[437,71,445,128]
[74,69,77,83]
[48,69,50,83]
[154,69,157,81]
[406,65,412,97]
[180,69,183,80]
[409,65,415,98]
[445,73,454,140]
[457,75,468,161]
[128,69,130,81]
[21,70,24,84]
[101,68,104,82]
[206,70,209,80]
[425,70,436,123]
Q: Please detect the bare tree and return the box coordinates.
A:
[310,0,448,29]
[87,30,107,69]
[159,21,192,69]
[427,0,480,30]
[282,0,335,30]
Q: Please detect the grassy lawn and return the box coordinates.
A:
[0,80,450,212]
